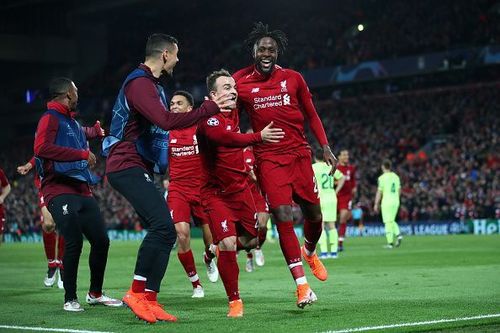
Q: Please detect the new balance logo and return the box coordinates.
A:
[251,87,260,93]
[62,204,69,216]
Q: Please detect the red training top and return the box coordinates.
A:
[106,64,220,175]
[34,101,99,204]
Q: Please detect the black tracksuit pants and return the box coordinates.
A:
[48,194,109,303]
[107,167,176,292]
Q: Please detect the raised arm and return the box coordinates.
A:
[296,73,337,173]
[126,78,222,131]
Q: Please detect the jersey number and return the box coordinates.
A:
[321,174,334,189]
[391,183,396,193]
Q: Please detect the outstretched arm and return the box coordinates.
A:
[296,73,337,174]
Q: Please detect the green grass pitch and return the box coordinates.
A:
[0,234,499,332]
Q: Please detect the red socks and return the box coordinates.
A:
[178,250,201,288]
[303,219,323,253]
[338,223,347,246]
[89,291,102,298]
[276,222,305,281]
[42,230,56,261]
[217,250,240,301]
[131,278,146,293]
[43,231,65,266]
[145,290,157,301]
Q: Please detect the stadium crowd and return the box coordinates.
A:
[81,0,498,95]
[1,81,498,237]
[320,83,499,222]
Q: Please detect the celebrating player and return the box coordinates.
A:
[0,167,11,246]
[19,118,104,288]
[312,149,345,258]
[373,159,403,248]
[34,77,122,311]
[234,22,337,307]
[167,90,219,298]
[103,34,234,323]
[336,149,357,252]
[198,69,284,317]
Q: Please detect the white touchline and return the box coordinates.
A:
[321,313,500,333]
[0,325,114,333]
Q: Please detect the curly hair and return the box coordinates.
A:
[244,22,288,55]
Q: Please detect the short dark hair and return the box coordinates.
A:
[48,77,73,100]
[315,148,324,161]
[382,159,392,170]
[206,69,232,93]
[244,22,288,55]
[145,33,178,59]
[172,90,194,106]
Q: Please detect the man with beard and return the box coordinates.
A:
[34,77,122,311]
[198,69,284,317]
[234,22,337,308]
[103,34,234,324]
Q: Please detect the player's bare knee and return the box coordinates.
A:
[219,236,237,251]
[272,205,292,222]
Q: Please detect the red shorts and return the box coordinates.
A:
[256,155,320,209]
[202,187,258,244]
[337,196,353,211]
[249,182,269,213]
[167,190,209,226]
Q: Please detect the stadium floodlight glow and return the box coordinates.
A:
[357,24,364,32]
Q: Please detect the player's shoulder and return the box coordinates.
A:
[281,67,302,77]
[378,173,386,181]
[312,162,321,171]
[233,65,255,82]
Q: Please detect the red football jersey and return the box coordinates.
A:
[197,110,262,195]
[168,125,201,193]
[0,168,9,215]
[234,65,328,159]
[336,164,356,198]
